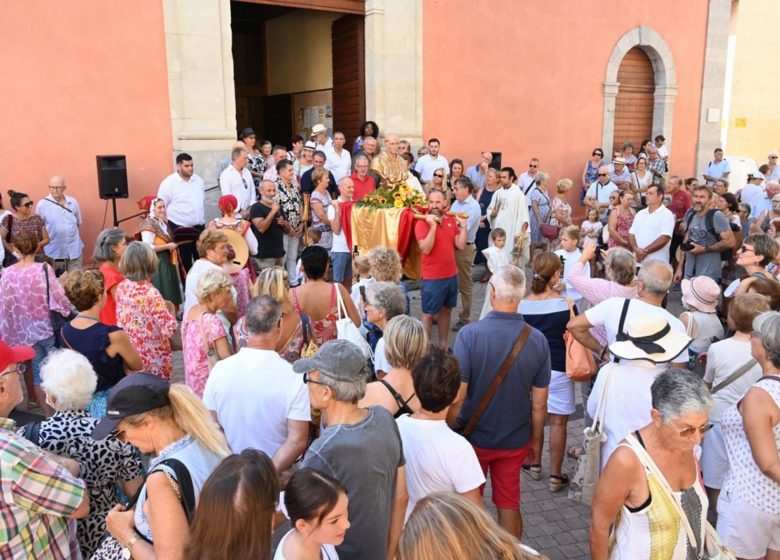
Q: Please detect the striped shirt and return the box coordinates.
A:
[1,417,86,560]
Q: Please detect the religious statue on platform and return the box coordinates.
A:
[370,133,408,188]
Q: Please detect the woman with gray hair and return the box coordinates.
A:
[182,269,234,398]
[115,241,179,379]
[360,315,429,417]
[18,349,143,558]
[527,172,552,257]
[591,368,713,559]
[717,311,780,559]
[363,281,407,377]
[94,227,128,326]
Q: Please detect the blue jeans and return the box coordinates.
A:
[31,335,56,385]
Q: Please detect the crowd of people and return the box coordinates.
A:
[1,122,779,560]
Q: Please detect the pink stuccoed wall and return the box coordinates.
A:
[422,0,709,214]
[0,1,174,262]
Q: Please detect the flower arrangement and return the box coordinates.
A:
[355,180,426,210]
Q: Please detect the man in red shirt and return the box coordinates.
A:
[350,154,377,201]
[665,175,692,271]
[415,190,468,348]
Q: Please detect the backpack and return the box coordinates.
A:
[684,208,734,262]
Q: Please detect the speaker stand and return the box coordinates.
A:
[111,199,146,228]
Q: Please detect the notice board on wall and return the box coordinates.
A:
[293,89,333,139]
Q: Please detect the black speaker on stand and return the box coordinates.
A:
[96,155,142,227]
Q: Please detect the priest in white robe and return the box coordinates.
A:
[486,168,530,267]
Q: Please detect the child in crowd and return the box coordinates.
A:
[555,225,588,308]
[350,256,374,335]
[581,207,603,273]
[679,276,724,376]
[396,348,485,520]
[294,229,322,286]
[479,228,512,319]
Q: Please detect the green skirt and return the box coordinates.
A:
[152,250,182,305]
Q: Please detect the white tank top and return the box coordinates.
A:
[683,311,723,353]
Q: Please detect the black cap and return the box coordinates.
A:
[239,127,256,140]
[91,373,171,440]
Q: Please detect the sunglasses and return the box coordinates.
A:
[669,420,713,438]
[433,173,444,178]
[22,201,34,208]
[738,244,755,253]
[593,153,603,157]
[303,371,329,387]
[598,173,608,177]
[529,164,538,168]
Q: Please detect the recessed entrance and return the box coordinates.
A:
[612,47,655,154]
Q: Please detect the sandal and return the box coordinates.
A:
[549,473,570,493]
[567,446,584,460]
[522,464,542,481]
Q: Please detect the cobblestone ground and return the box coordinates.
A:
[16,259,683,560]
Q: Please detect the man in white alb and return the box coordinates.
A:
[487,167,530,267]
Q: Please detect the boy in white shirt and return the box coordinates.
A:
[396,348,486,520]
[554,225,590,307]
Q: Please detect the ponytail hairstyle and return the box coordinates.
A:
[122,384,230,458]
[285,468,348,527]
[530,252,562,294]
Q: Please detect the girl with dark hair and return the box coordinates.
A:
[0,189,49,266]
[276,468,350,560]
[353,120,379,155]
[186,449,279,560]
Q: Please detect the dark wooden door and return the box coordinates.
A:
[613,47,655,155]
[331,15,365,149]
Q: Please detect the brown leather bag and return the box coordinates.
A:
[563,298,597,381]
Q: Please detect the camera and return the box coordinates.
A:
[680,242,694,252]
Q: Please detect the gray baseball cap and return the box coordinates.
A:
[293,340,369,381]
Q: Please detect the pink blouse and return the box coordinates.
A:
[182,313,227,398]
[0,263,72,345]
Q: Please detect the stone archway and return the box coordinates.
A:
[601,26,678,158]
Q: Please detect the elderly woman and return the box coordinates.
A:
[139,197,183,309]
[519,253,573,492]
[0,231,71,415]
[20,349,144,558]
[184,229,238,326]
[182,269,234,398]
[234,267,309,363]
[291,246,360,345]
[61,269,143,417]
[591,369,713,559]
[94,227,128,326]
[362,282,408,377]
[116,241,179,380]
[752,192,780,236]
[360,315,428,416]
[717,311,780,559]
[550,178,573,230]
[93,373,230,559]
[630,156,653,205]
[701,293,770,522]
[310,167,334,249]
[527,172,552,256]
[0,189,49,266]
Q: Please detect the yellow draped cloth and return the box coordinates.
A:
[350,206,422,280]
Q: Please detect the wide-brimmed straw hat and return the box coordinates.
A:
[609,313,692,364]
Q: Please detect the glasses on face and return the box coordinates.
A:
[669,419,713,438]
[49,186,65,190]
[1,363,26,378]
[22,201,34,208]
[529,164,537,168]
[598,173,608,177]
[738,245,755,253]
[593,152,603,157]
[434,173,443,178]
[303,371,329,387]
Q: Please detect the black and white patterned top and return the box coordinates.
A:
[18,409,144,558]
[275,178,303,230]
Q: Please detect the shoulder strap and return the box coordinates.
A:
[760,375,780,385]
[300,314,313,344]
[43,263,52,308]
[705,209,718,238]
[379,379,408,411]
[712,358,758,394]
[624,434,703,556]
[22,421,41,446]
[613,298,631,364]
[463,324,531,438]
[58,326,74,350]
[155,458,196,523]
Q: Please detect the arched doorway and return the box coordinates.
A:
[612,47,655,155]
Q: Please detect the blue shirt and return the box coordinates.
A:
[450,196,482,243]
[454,311,551,449]
[465,165,487,190]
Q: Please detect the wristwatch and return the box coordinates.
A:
[122,535,140,559]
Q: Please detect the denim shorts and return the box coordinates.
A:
[331,251,353,282]
[421,275,459,314]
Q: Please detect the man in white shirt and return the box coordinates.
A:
[157,152,206,271]
[311,123,334,154]
[414,138,449,182]
[654,134,670,163]
[329,177,354,289]
[203,296,310,472]
[517,159,540,194]
[325,131,352,182]
[738,172,765,208]
[629,184,675,265]
[585,166,618,223]
[703,148,731,187]
[397,349,485,520]
[36,176,83,275]
[219,146,255,212]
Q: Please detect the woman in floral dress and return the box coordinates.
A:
[527,172,552,256]
[0,189,49,266]
[182,269,233,397]
[115,241,178,379]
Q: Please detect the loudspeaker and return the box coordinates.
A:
[96,155,129,200]
[490,152,502,170]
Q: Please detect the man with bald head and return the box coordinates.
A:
[371,133,407,187]
[36,175,84,275]
[466,151,493,190]
[329,176,356,289]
